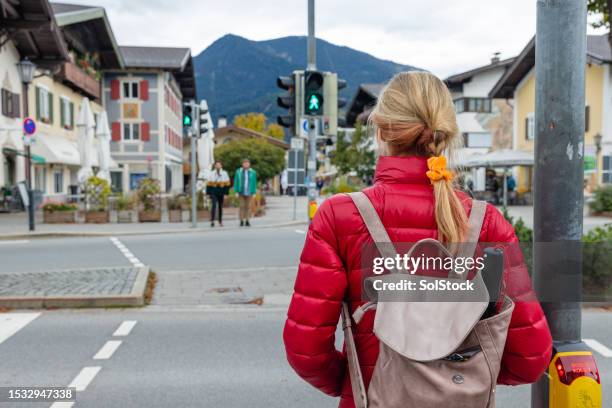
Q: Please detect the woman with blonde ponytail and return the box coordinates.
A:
[284,71,552,408]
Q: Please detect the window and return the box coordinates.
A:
[110,171,123,193]
[36,87,53,123]
[526,112,535,140]
[122,81,139,99]
[53,170,64,194]
[123,123,140,140]
[34,166,46,192]
[453,97,492,114]
[603,156,612,184]
[60,97,74,129]
[1,89,20,118]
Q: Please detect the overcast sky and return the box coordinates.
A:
[66,0,606,77]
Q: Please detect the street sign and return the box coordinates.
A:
[23,117,36,135]
[290,137,305,150]
[299,117,309,137]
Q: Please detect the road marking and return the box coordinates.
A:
[584,338,612,358]
[109,237,144,268]
[68,366,101,391]
[294,229,306,234]
[0,239,29,245]
[0,313,40,345]
[49,401,74,408]
[113,320,137,336]
[93,340,122,360]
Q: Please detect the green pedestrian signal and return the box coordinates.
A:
[308,94,320,111]
[304,70,324,115]
[183,105,193,129]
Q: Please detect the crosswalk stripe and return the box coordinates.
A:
[584,338,612,358]
[0,313,40,345]
[68,366,101,391]
[113,320,138,336]
[49,401,74,408]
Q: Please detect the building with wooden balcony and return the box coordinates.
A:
[23,2,124,199]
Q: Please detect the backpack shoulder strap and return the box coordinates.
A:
[347,192,398,260]
[457,199,487,260]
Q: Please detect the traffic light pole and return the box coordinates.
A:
[305,0,318,220]
[307,0,316,70]
[531,1,587,407]
[190,128,197,229]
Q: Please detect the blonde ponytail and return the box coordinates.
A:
[370,71,469,243]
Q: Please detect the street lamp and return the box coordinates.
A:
[16,57,36,231]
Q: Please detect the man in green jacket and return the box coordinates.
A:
[234,159,257,226]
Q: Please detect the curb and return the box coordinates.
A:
[0,266,149,309]
[0,220,308,241]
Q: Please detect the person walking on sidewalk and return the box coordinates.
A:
[207,160,230,227]
[234,158,257,227]
[283,72,552,408]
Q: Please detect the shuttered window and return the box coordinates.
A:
[525,112,535,140]
[1,89,20,118]
[36,87,53,123]
[60,97,74,129]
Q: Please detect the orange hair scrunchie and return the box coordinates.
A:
[426,155,453,183]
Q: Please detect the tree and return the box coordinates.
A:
[214,138,285,182]
[266,123,285,139]
[234,113,266,133]
[331,121,376,180]
[233,112,286,140]
[588,0,612,47]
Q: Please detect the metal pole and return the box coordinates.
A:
[190,130,197,228]
[307,0,316,70]
[531,1,587,406]
[307,118,317,221]
[22,83,34,231]
[293,149,297,221]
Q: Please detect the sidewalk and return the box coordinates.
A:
[498,205,611,233]
[0,195,310,240]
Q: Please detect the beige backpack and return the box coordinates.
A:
[343,192,515,408]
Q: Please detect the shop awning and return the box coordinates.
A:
[2,147,46,164]
[31,134,80,166]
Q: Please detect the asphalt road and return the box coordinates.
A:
[0,227,610,407]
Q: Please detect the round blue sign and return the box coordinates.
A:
[23,118,36,135]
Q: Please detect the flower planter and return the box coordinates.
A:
[196,210,210,221]
[138,210,162,222]
[85,211,110,223]
[168,209,183,223]
[117,210,133,223]
[224,207,239,219]
[43,211,77,224]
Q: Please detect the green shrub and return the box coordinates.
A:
[167,194,187,210]
[137,178,161,211]
[115,193,134,211]
[84,176,111,212]
[589,185,612,214]
[321,177,362,195]
[42,201,78,212]
[582,224,612,294]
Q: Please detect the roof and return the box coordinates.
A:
[1,0,69,68]
[490,34,611,99]
[445,57,517,86]
[119,46,195,99]
[215,125,290,150]
[51,2,123,69]
[345,84,384,127]
[120,46,191,69]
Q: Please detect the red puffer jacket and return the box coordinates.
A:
[283,156,552,408]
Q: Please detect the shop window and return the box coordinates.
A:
[53,170,64,194]
[603,156,612,184]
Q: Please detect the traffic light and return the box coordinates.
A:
[321,72,348,135]
[276,75,297,133]
[183,104,193,129]
[304,70,324,116]
[200,100,210,137]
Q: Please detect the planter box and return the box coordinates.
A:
[196,210,210,221]
[138,210,162,222]
[224,207,239,218]
[592,211,612,218]
[117,210,133,223]
[168,209,182,223]
[85,211,110,224]
[43,211,77,224]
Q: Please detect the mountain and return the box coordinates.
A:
[193,34,421,125]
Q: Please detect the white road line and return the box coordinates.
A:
[0,313,40,345]
[294,229,306,234]
[109,237,144,268]
[0,239,30,245]
[68,366,101,391]
[49,401,74,408]
[113,320,137,336]
[93,340,122,360]
[584,338,612,358]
